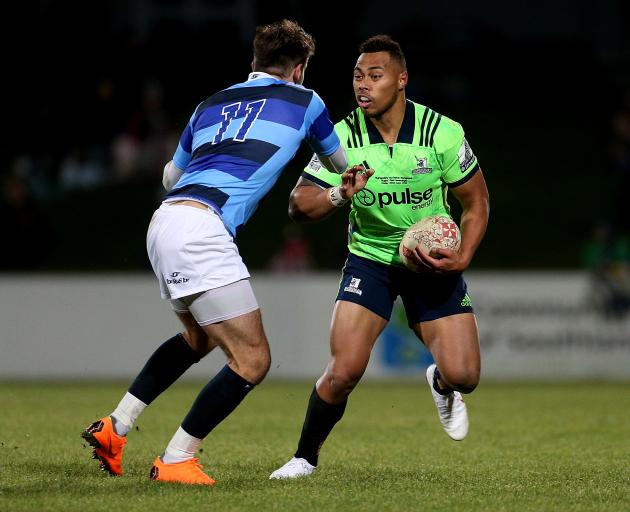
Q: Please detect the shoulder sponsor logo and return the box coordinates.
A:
[457,139,475,172]
[412,156,432,175]
[307,154,322,173]
[166,272,190,285]
[344,277,363,295]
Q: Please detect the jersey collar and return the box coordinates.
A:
[365,100,416,145]
[247,71,284,82]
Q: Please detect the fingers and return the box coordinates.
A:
[402,246,432,270]
[429,247,453,259]
[343,165,361,177]
[415,247,441,269]
[340,166,375,199]
[342,165,374,181]
[341,167,358,182]
[347,167,375,186]
[415,247,464,273]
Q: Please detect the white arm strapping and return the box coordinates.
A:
[317,145,348,175]
[162,160,184,191]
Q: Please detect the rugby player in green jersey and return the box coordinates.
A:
[270,35,489,479]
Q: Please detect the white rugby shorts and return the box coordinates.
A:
[146,202,250,300]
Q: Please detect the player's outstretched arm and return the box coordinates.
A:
[289,166,374,223]
[318,145,348,175]
[414,170,489,273]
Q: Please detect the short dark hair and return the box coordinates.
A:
[358,35,406,70]
[253,19,315,73]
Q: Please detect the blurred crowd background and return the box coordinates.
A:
[3,0,630,287]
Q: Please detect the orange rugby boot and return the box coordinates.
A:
[81,416,127,476]
[149,457,216,486]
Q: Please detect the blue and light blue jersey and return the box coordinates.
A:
[165,72,340,236]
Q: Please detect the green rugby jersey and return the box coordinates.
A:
[302,100,480,267]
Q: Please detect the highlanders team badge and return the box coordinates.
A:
[344,277,363,295]
[412,157,432,175]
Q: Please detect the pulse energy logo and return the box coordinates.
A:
[355,187,433,209]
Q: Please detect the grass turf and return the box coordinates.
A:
[1,380,628,511]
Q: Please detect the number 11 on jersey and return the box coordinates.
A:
[212,99,266,144]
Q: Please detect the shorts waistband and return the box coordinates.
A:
[162,199,220,216]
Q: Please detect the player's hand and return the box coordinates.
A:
[403,246,470,274]
[339,165,375,199]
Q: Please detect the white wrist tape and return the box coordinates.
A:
[328,186,349,207]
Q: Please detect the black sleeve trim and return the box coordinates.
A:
[300,172,331,189]
[447,163,480,188]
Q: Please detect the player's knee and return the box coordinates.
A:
[253,349,272,383]
[326,366,363,397]
[445,367,479,394]
[182,330,211,357]
[239,345,271,384]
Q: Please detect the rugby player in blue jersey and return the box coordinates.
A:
[81,19,362,485]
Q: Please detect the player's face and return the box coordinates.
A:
[353,52,407,118]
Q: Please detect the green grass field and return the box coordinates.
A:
[1,380,629,511]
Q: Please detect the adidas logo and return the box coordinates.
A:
[461,294,472,307]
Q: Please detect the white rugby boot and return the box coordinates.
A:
[269,457,316,479]
[426,364,469,441]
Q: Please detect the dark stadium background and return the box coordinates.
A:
[4,0,630,271]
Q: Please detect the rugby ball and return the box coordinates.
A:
[399,215,461,271]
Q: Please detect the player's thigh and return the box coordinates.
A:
[201,308,270,384]
[201,307,268,357]
[185,279,266,355]
[331,253,397,371]
[412,313,480,381]
[328,300,388,375]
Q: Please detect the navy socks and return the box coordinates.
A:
[128,334,200,405]
[181,365,255,439]
[295,387,347,467]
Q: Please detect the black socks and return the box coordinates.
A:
[128,333,200,405]
[181,365,255,439]
[295,387,347,467]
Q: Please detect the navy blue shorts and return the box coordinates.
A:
[336,253,474,324]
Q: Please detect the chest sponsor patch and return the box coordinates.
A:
[457,139,475,172]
